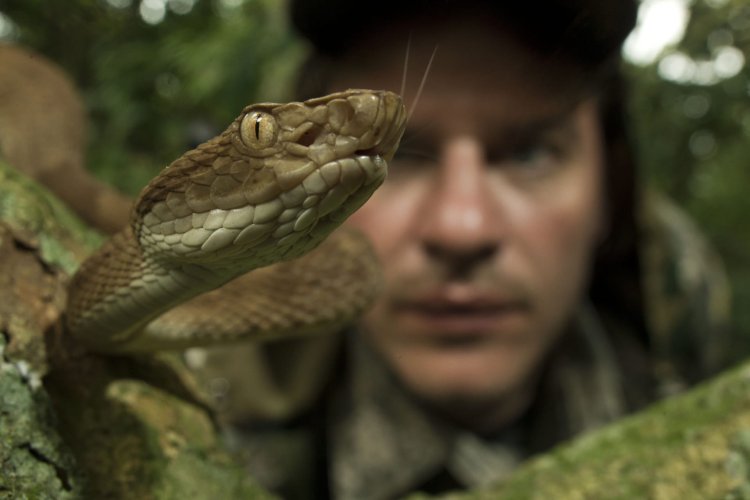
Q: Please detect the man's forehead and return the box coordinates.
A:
[405,85,586,141]
[332,25,591,123]
[334,13,589,91]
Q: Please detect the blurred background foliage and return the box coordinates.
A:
[0,0,749,355]
[624,0,750,356]
[0,0,305,194]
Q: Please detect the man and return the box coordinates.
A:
[189,1,730,498]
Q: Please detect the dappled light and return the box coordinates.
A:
[624,0,690,65]
[622,0,750,352]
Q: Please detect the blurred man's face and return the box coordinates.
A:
[330,20,606,425]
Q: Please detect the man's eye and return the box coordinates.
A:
[510,144,554,164]
[500,140,564,173]
[388,148,436,179]
[393,147,437,163]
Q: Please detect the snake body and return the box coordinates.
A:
[66,90,406,351]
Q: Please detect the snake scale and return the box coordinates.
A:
[65,89,406,352]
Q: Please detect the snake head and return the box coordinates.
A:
[135,89,406,271]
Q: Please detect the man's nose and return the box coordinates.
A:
[417,136,502,267]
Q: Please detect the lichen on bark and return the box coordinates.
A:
[0,332,78,499]
[0,161,85,497]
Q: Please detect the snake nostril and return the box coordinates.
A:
[298,124,323,147]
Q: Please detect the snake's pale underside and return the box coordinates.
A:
[66,89,406,352]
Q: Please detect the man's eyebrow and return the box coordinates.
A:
[487,106,580,145]
[396,101,585,152]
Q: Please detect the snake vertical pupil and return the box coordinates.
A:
[240,111,278,150]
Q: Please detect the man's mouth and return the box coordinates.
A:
[394,288,530,337]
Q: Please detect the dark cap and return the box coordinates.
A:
[291,0,637,70]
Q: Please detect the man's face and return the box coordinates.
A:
[330,22,606,416]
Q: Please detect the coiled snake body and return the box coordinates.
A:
[66,90,406,352]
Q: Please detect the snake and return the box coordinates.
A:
[65,89,406,352]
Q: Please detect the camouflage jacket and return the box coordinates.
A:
[181,191,731,500]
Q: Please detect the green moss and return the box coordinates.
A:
[425,361,750,499]
[0,158,102,274]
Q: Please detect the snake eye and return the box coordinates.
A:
[240,111,278,149]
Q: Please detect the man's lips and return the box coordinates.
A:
[393,288,530,335]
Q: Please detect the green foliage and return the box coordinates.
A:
[0,0,305,194]
[626,0,750,358]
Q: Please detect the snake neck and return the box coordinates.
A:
[66,226,230,350]
[65,223,333,351]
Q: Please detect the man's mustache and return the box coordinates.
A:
[384,262,532,306]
